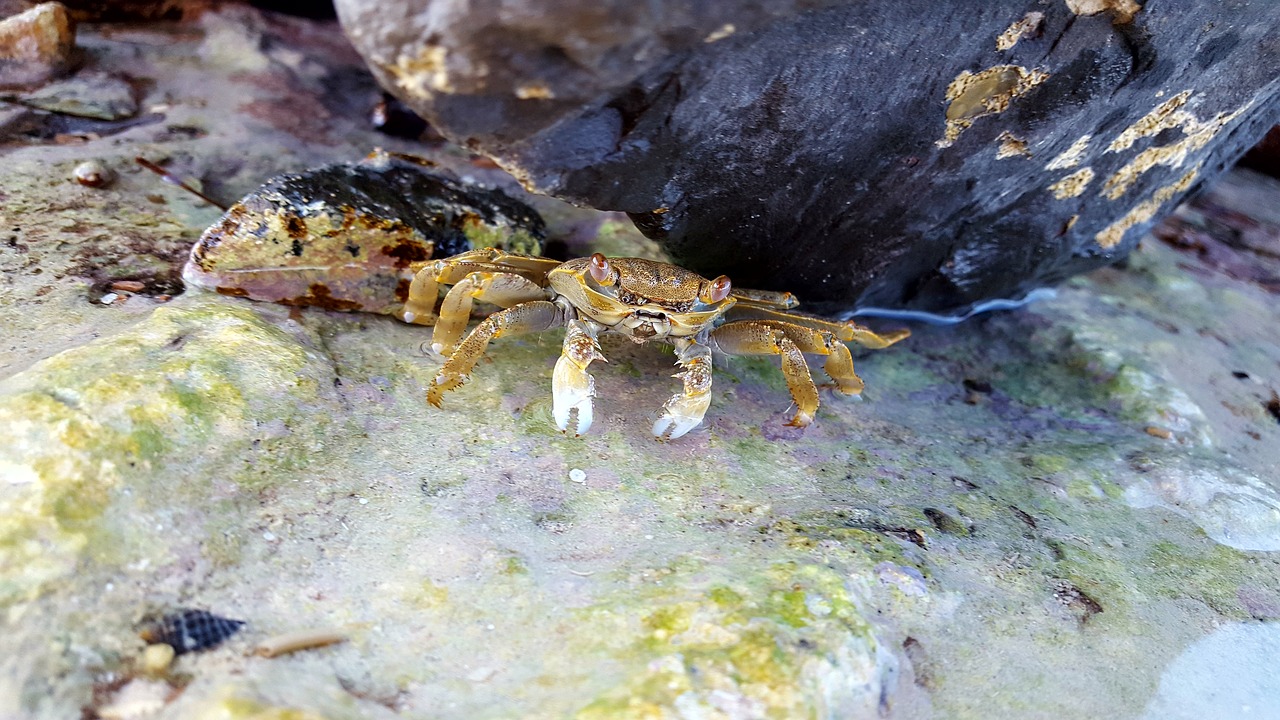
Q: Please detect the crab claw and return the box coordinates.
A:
[652,344,713,441]
[552,354,596,436]
[652,391,711,441]
[553,319,604,436]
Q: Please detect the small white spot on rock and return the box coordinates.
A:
[568,468,586,483]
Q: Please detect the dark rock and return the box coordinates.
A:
[337,0,1280,316]
[183,150,547,316]
[1240,125,1280,180]
[0,2,75,91]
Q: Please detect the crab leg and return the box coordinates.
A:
[431,271,552,354]
[710,320,821,428]
[652,337,715,441]
[401,254,552,324]
[731,289,800,309]
[764,321,867,394]
[426,300,563,407]
[552,318,606,437]
[725,305,909,348]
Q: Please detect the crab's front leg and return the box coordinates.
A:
[652,337,714,441]
[552,318,606,437]
[426,300,564,406]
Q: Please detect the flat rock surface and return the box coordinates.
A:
[2,7,1280,719]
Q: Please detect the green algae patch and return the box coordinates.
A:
[0,298,344,605]
[573,560,887,718]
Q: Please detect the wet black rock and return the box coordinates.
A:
[337,0,1280,316]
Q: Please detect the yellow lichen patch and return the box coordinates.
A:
[704,23,736,43]
[1102,100,1246,200]
[996,131,1032,158]
[1049,167,1095,199]
[1095,166,1198,248]
[1065,0,1142,24]
[515,82,554,100]
[996,12,1044,51]
[1047,134,1092,170]
[938,65,1050,148]
[388,45,452,97]
[1107,91,1193,153]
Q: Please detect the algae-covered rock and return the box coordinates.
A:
[0,298,343,606]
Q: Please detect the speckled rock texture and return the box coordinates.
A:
[3,7,1280,720]
[336,0,1280,316]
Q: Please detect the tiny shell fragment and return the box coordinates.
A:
[73,160,115,187]
[254,629,348,658]
[141,643,175,674]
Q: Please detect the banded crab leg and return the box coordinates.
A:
[431,271,552,354]
[711,320,819,427]
[426,300,565,407]
[725,303,910,348]
[712,318,907,427]
[400,248,560,326]
[553,318,606,437]
[652,337,714,441]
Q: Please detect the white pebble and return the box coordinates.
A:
[262,531,276,541]
[99,292,119,305]
[568,468,586,483]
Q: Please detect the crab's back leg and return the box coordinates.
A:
[764,321,865,395]
[710,320,821,428]
[731,289,800,309]
[552,318,606,437]
[432,271,553,354]
[652,337,715,441]
[426,300,564,407]
[725,305,909,349]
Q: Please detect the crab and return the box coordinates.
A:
[399,248,909,440]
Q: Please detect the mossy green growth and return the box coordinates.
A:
[462,218,542,257]
[0,298,342,606]
[573,559,883,718]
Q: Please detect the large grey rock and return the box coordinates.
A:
[336,0,1280,315]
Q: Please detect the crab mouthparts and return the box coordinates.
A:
[625,310,669,342]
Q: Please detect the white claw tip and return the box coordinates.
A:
[652,413,700,441]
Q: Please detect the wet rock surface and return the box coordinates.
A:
[337,0,1280,316]
[3,6,1280,719]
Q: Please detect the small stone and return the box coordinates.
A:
[141,643,175,674]
[0,2,76,91]
[73,159,114,188]
[98,292,119,305]
[568,468,586,483]
[19,70,138,120]
[109,280,145,293]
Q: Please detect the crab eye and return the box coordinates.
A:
[588,253,614,285]
[706,275,732,303]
